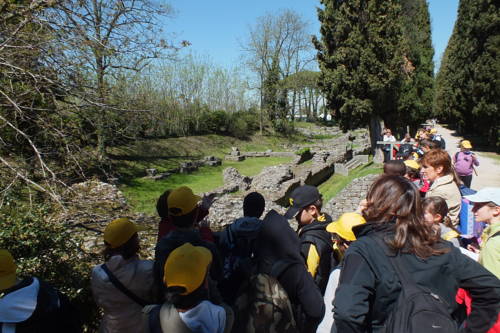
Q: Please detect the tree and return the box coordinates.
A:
[47,0,180,158]
[313,0,404,148]
[434,0,499,149]
[242,9,314,129]
[397,0,435,131]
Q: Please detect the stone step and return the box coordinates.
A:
[345,158,361,169]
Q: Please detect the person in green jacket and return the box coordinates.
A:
[465,187,500,278]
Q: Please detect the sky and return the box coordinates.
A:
[168,0,459,72]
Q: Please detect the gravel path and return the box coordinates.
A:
[436,125,500,190]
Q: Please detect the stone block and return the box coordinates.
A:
[335,163,349,176]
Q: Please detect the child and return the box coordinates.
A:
[404,159,429,195]
[422,197,460,247]
[145,243,233,333]
[383,160,406,176]
[454,140,479,188]
[317,213,366,333]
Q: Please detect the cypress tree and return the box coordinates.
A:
[398,0,435,131]
[313,0,404,147]
[434,0,499,148]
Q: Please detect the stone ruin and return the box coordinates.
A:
[225,147,245,161]
[61,126,373,253]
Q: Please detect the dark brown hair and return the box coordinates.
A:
[363,175,448,258]
[422,196,459,232]
[103,233,140,261]
[156,189,171,218]
[384,160,406,176]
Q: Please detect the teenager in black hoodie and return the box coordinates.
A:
[257,210,325,333]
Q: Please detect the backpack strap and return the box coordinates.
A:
[101,264,148,307]
[371,236,421,296]
[491,231,500,238]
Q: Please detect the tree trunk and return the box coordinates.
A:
[369,115,384,161]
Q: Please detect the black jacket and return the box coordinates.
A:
[332,223,500,333]
[298,213,335,295]
[0,277,80,333]
[257,210,325,333]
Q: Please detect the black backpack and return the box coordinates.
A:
[373,237,458,333]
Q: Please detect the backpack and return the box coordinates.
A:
[373,237,459,333]
[232,260,299,333]
[454,152,474,176]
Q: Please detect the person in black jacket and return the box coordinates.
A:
[332,175,500,333]
[0,250,81,333]
[285,185,335,295]
[257,210,325,333]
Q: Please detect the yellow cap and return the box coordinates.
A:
[461,140,472,149]
[429,128,437,134]
[164,243,212,295]
[167,186,201,216]
[326,213,366,241]
[0,250,17,290]
[103,218,146,249]
[404,159,420,170]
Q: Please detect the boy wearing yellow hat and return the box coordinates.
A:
[317,213,366,332]
[154,186,223,300]
[145,243,233,333]
[454,140,479,188]
[0,250,80,332]
[91,218,158,333]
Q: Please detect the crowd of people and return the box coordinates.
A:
[1,126,499,333]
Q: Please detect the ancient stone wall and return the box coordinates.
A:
[323,174,380,220]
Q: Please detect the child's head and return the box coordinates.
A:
[243,192,265,218]
[422,196,449,227]
[460,140,472,152]
[465,188,500,224]
[164,243,212,309]
[404,159,420,180]
[168,186,201,228]
[327,213,366,254]
[383,160,406,177]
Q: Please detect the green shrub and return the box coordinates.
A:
[295,147,311,155]
[0,199,100,331]
[198,110,230,134]
[228,117,249,139]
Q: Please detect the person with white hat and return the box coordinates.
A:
[464,188,500,278]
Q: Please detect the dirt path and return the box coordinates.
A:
[436,125,500,190]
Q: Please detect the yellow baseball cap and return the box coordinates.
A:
[429,128,437,134]
[0,250,17,290]
[103,218,146,249]
[461,140,472,149]
[167,186,201,216]
[164,243,212,295]
[404,159,420,170]
[326,213,366,241]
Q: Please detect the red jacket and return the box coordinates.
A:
[456,288,500,332]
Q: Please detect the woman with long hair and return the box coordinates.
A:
[421,149,462,226]
[331,175,500,333]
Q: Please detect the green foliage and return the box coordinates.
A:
[314,0,435,138]
[319,161,382,202]
[0,198,99,331]
[314,0,405,132]
[434,0,499,149]
[295,147,311,155]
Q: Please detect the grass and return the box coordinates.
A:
[121,156,293,214]
[109,133,310,180]
[318,161,383,203]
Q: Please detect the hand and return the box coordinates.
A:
[200,193,217,210]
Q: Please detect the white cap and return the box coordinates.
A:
[464,187,500,206]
